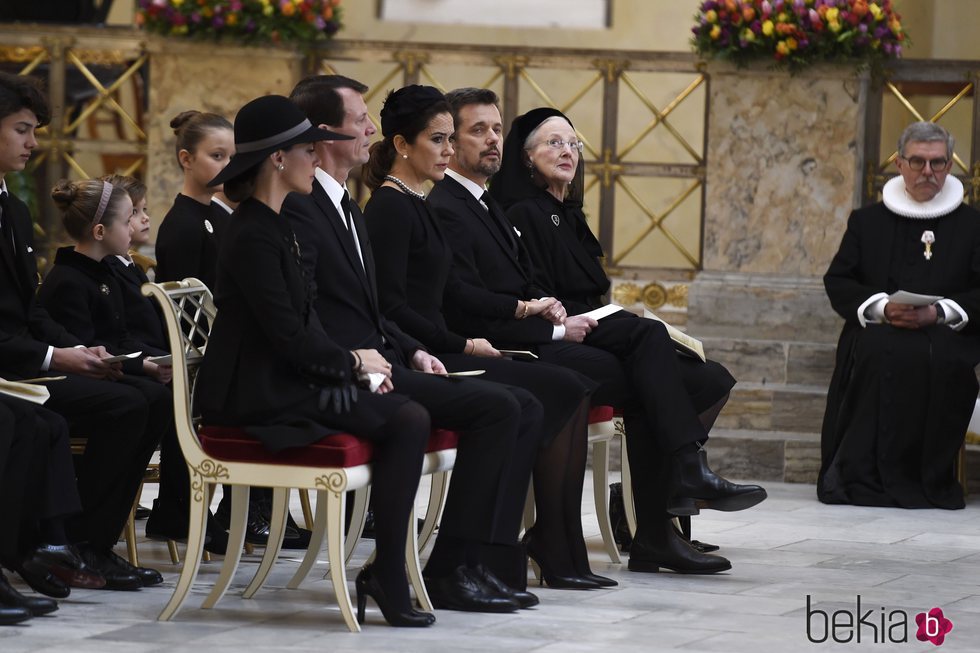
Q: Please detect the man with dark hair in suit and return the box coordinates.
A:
[0,71,162,592]
[285,75,542,613]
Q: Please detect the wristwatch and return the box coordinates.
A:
[935,303,946,324]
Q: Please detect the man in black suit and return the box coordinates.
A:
[285,75,542,612]
[428,88,767,574]
[0,72,160,591]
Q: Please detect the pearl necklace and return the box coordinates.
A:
[384,175,425,200]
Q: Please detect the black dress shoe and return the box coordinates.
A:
[580,573,618,587]
[0,606,31,625]
[76,547,143,591]
[473,564,539,608]
[668,450,767,516]
[424,566,520,613]
[280,512,313,550]
[134,504,152,520]
[0,572,58,616]
[355,565,435,627]
[627,520,731,574]
[105,550,163,587]
[13,562,70,599]
[691,540,720,554]
[25,544,105,590]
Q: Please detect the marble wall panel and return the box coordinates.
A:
[703,64,866,278]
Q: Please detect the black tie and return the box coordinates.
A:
[340,190,365,271]
[480,191,517,251]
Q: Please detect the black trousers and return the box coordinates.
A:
[535,313,735,528]
[44,374,160,550]
[386,363,544,546]
[0,397,80,563]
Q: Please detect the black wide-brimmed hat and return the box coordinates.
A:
[208,94,352,187]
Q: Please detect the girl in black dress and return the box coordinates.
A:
[363,85,614,589]
[155,110,234,289]
[194,94,434,628]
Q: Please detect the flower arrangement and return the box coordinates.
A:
[137,0,343,46]
[691,0,907,71]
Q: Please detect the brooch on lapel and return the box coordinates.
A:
[551,214,560,226]
[26,246,33,253]
[99,284,110,295]
[204,219,214,234]
[513,226,522,238]
[921,230,935,260]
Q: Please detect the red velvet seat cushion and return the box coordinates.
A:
[588,405,615,424]
[198,426,459,468]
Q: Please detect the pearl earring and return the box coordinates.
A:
[277,163,285,171]
[402,154,408,159]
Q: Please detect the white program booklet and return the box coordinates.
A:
[888,291,943,307]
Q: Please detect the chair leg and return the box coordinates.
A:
[621,433,638,538]
[405,501,432,612]
[125,499,140,567]
[591,439,621,563]
[343,486,371,566]
[157,480,210,621]
[417,470,449,553]
[242,487,289,599]
[202,485,249,609]
[288,489,329,590]
[167,540,180,565]
[325,490,359,632]
[524,483,540,581]
[299,488,314,530]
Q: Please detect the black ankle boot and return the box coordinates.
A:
[628,519,731,574]
[667,450,767,516]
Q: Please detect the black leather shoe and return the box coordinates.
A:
[25,544,105,590]
[76,547,142,591]
[473,564,538,608]
[13,562,70,599]
[627,521,731,574]
[523,531,600,590]
[0,572,58,616]
[580,573,618,587]
[0,606,31,625]
[668,450,767,516]
[691,540,720,554]
[280,512,313,550]
[134,504,152,520]
[105,550,163,587]
[424,566,520,613]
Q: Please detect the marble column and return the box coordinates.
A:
[144,37,305,239]
[690,62,869,344]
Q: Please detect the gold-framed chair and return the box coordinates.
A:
[144,278,437,632]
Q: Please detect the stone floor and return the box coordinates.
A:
[2,476,979,653]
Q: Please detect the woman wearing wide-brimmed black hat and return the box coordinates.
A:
[194,94,435,628]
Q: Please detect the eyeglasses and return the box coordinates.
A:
[535,138,585,153]
[900,155,950,171]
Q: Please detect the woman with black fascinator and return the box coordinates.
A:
[194,94,435,628]
[363,85,616,591]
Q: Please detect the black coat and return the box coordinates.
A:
[428,175,555,347]
[37,247,165,375]
[820,202,980,509]
[0,193,81,378]
[506,193,610,315]
[284,183,425,363]
[105,256,167,352]
[155,193,229,290]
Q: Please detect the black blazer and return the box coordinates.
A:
[0,192,80,378]
[284,182,424,364]
[105,256,167,351]
[428,175,555,347]
[37,247,164,375]
[506,193,610,315]
[155,193,228,290]
[195,197,352,424]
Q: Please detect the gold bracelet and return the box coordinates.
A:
[520,301,530,319]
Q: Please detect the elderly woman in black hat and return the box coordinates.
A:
[485,107,765,572]
[362,85,613,590]
[194,95,435,628]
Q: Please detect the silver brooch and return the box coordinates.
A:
[551,214,560,226]
[204,219,214,234]
[99,284,110,295]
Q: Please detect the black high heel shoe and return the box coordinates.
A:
[355,565,435,628]
[522,531,599,590]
